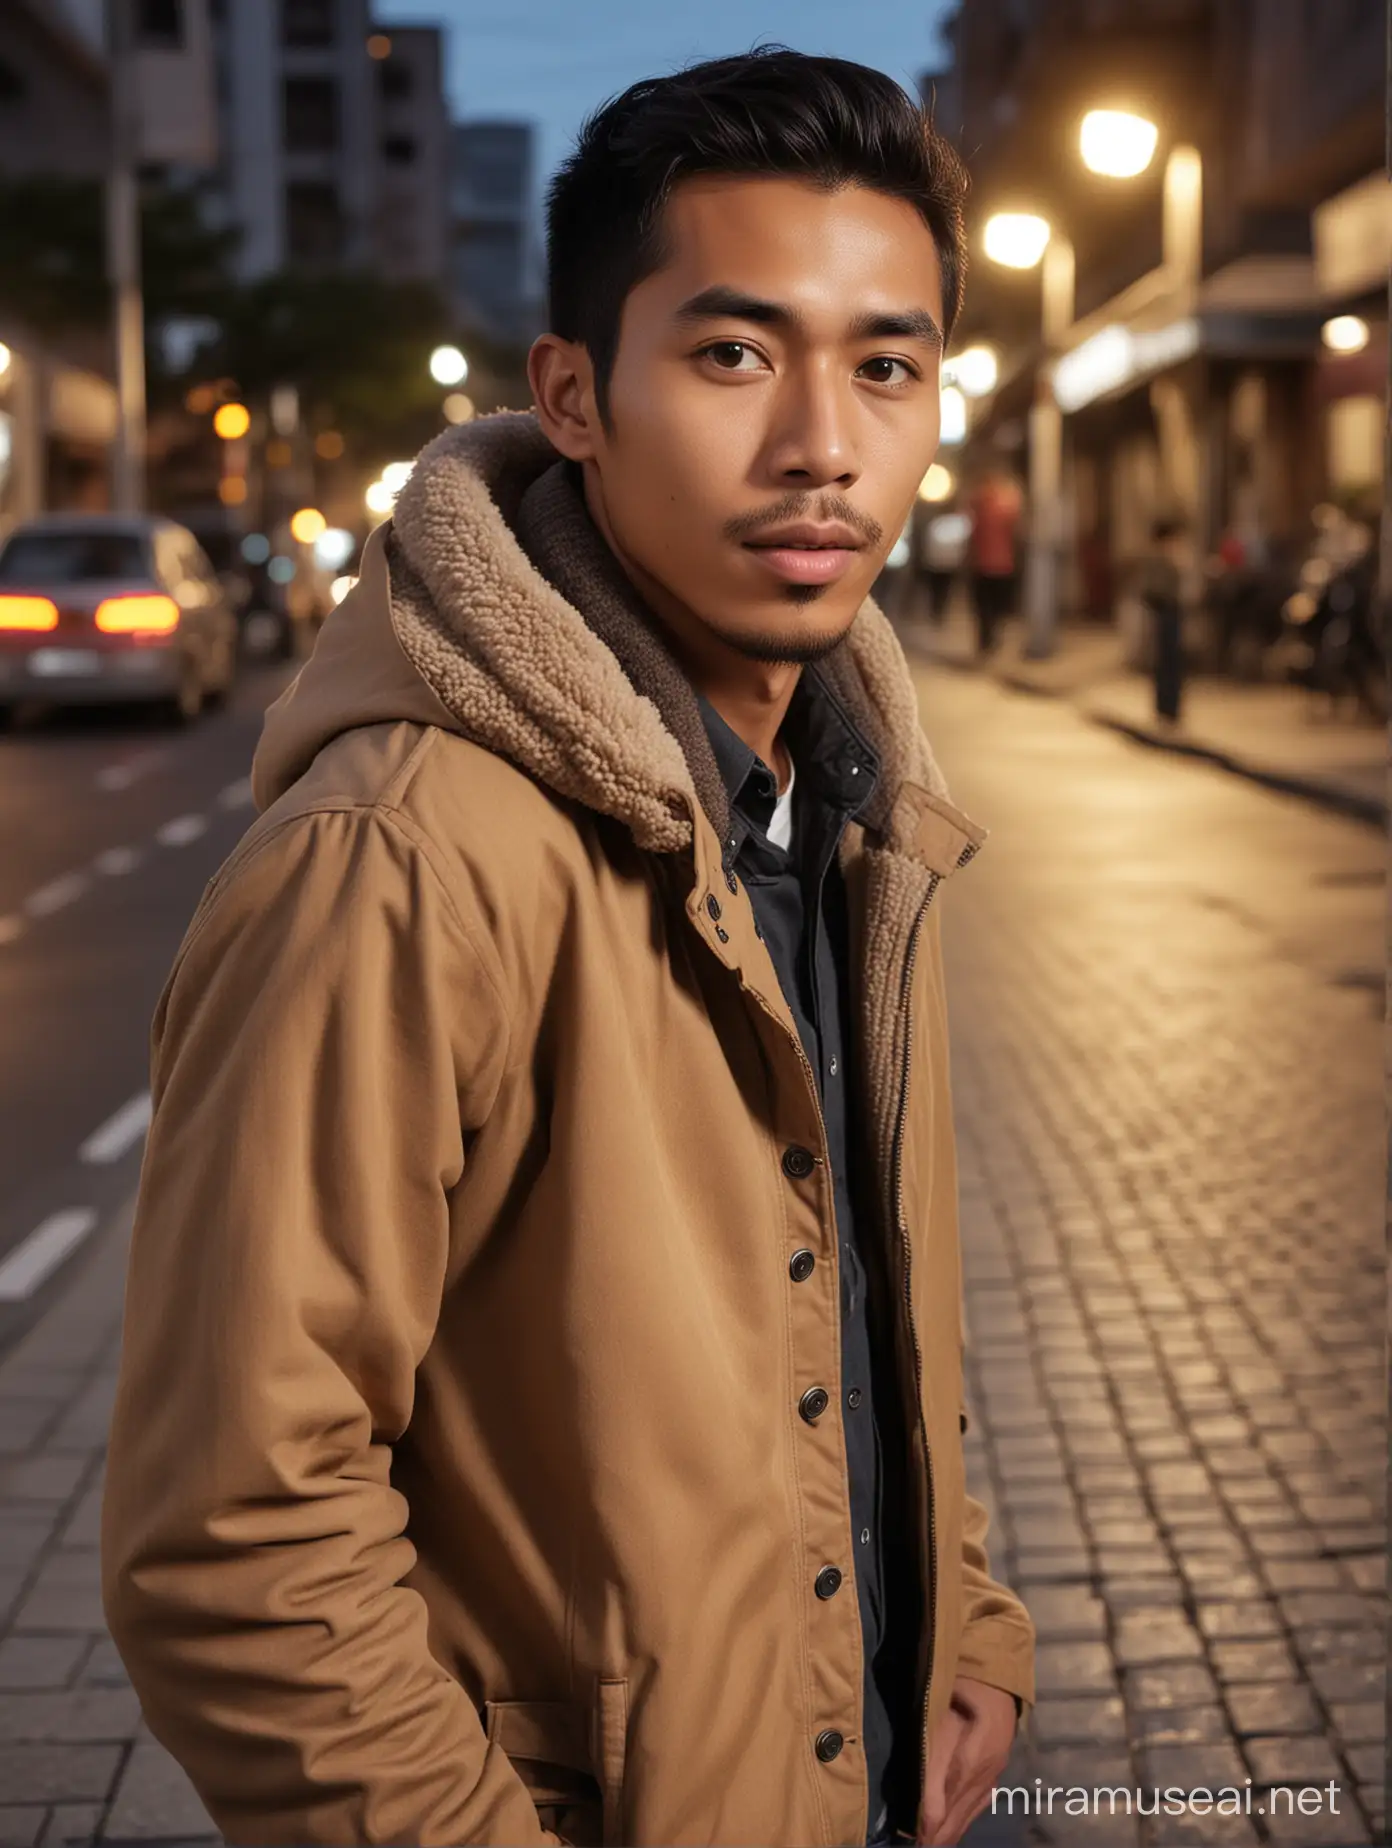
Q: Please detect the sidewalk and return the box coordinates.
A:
[0,1201,217,1848]
[899,601,1386,828]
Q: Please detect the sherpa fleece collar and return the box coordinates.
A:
[386,411,959,858]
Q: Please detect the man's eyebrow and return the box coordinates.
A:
[672,286,943,349]
[848,307,944,348]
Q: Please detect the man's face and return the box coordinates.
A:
[538,176,946,666]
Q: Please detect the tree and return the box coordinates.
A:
[0,173,237,337]
[205,269,455,459]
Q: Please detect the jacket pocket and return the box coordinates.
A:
[484,1699,603,1845]
[592,1677,629,1848]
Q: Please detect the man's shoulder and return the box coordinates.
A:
[256,716,588,867]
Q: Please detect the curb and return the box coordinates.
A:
[903,628,1387,832]
[1082,707,1387,830]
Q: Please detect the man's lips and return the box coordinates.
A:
[742,541,861,585]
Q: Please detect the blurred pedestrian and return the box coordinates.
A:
[102,48,1033,1848]
[1140,514,1189,723]
[967,467,1022,656]
[919,503,970,624]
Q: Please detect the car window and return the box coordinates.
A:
[0,531,152,584]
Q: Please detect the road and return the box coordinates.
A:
[0,643,1383,1845]
[0,665,294,1355]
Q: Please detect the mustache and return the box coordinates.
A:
[723,493,884,549]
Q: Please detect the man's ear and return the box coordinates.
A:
[528,334,604,462]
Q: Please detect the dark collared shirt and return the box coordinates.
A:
[699,674,918,1837]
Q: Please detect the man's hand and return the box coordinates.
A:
[916,1676,1018,1845]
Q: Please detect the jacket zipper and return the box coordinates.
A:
[890,842,978,1810]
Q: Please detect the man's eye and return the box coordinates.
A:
[858,356,917,386]
[702,341,763,371]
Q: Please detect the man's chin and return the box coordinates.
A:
[704,595,860,665]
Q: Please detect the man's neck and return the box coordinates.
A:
[580,462,801,783]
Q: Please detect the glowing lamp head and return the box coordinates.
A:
[429,345,469,387]
[939,385,968,446]
[1322,315,1370,355]
[918,464,956,504]
[289,507,328,545]
[944,344,999,399]
[983,213,1052,271]
[1080,110,1159,180]
[365,479,395,516]
[213,401,250,440]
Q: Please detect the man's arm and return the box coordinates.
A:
[102,804,552,1846]
[955,1488,1036,1710]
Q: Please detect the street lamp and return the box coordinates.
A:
[984,113,1202,657]
[944,344,999,398]
[1080,110,1159,180]
[982,216,1075,659]
[212,401,250,440]
[1322,315,1370,354]
[429,345,469,387]
[983,213,1052,270]
[939,385,968,446]
[918,463,955,503]
[289,507,327,545]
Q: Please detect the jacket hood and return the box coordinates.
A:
[253,411,951,853]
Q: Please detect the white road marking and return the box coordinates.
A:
[94,846,142,877]
[80,1091,153,1165]
[218,777,254,811]
[96,749,166,793]
[0,915,26,947]
[156,813,208,848]
[25,872,90,917]
[0,1209,98,1303]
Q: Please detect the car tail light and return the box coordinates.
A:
[0,595,59,631]
[94,593,180,635]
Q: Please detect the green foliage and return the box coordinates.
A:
[207,270,455,454]
[0,175,521,454]
[0,173,237,330]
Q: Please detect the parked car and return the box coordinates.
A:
[0,513,238,723]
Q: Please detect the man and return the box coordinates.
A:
[1138,514,1189,724]
[103,48,1035,1848]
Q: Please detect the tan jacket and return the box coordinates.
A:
[102,414,1034,1848]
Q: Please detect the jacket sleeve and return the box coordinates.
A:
[954,1485,1036,1713]
[101,805,554,1846]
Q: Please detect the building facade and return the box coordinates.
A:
[210,0,448,283]
[372,25,448,283]
[937,0,1385,617]
[0,1,119,529]
[449,120,543,347]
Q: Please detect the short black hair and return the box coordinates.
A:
[545,46,969,422]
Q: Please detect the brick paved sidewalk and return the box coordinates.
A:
[0,1201,216,1848]
[923,667,1386,1848]
[899,598,1385,827]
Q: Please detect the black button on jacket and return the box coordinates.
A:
[699,676,919,1837]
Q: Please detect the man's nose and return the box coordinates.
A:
[764,361,863,489]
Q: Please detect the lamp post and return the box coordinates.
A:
[983,212,1077,659]
[106,0,146,513]
[983,109,1198,658]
